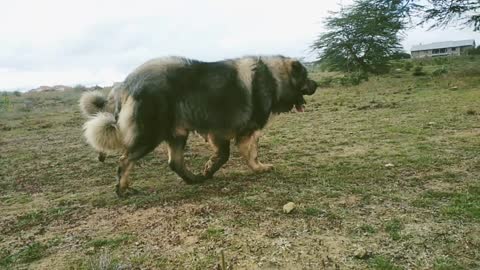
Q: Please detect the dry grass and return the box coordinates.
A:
[1,57,480,269]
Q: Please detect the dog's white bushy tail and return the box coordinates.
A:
[79,91,107,116]
[83,113,123,153]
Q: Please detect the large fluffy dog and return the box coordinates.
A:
[80,56,318,196]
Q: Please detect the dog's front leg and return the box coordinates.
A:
[237,131,273,173]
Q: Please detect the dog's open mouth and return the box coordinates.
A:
[293,96,306,112]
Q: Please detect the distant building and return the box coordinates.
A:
[411,39,476,58]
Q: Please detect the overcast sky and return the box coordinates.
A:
[2,0,480,91]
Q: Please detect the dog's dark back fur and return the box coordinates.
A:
[125,58,276,130]
[119,57,283,159]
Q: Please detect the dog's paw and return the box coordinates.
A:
[203,164,217,179]
[98,152,106,162]
[115,184,141,198]
[115,183,126,198]
[253,163,274,173]
[203,161,214,176]
[202,171,214,179]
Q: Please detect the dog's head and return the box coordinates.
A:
[271,58,318,113]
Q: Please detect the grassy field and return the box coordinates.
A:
[1,57,480,269]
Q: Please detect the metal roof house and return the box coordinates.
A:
[411,39,476,58]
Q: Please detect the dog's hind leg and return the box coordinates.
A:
[116,154,135,197]
[237,131,273,173]
[167,135,207,184]
[203,135,230,179]
[115,139,160,197]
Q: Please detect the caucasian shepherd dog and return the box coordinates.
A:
[80,56,318,196]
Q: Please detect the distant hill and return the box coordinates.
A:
[28,84,104,93]
[29,85,74,92]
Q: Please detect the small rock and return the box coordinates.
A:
[384,163,394,168]
[283,202,296,214]
[428,122,435,125]
[353,247,371,259]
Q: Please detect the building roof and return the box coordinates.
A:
[411,39,475,52]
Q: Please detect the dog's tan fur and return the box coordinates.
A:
[79,91,107,117]
[80,84,125,161]
[237,131,273,172]
[83,113,123,154]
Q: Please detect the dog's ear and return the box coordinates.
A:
[290,60,303,74]
[289,60,307,87]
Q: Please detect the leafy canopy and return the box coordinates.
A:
[422,0,480,31]
[312,0,408,74]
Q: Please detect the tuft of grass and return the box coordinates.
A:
[356,224,377,235]
[369,256,403,270]
[412,66,426,76]
[0,194,33,205]
[432,66,448,76]
[237,197,263,211]
[14,211,45,231]
[384,219,403,241]
[0,248,13,267]
[317,76,334,88]
[442,185,480,220]
[413,186,480,220]
[85,249,128,270]
[304,207,324,216]
[16,243,47,263]
[201,228,225,240]
[433,257,466,270]
[404,61,413,71]
[0,242,48,266]
[8,207,75,234]
[86,234,133,250]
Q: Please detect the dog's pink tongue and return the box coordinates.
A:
[295,104,305,112]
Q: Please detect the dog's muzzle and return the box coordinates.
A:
[301,79,318,95]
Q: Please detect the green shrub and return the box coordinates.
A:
[466,46,480,55]
[412,66,426,76]
[404,61,413,71]
[73,84,87,92]
[317,76,334,87]
[432,66,448,76]
[389,60,404,70]
[433,57,448,65]
[339,72,369,86]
